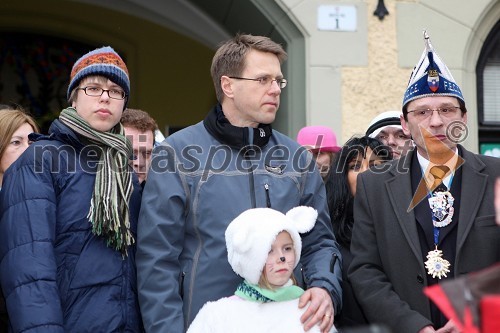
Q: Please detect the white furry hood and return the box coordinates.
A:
[225,206,318,284]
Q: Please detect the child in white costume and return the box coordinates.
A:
[187,206,338,333]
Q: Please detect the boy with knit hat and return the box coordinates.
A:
[366,110,413,159]
[349,31,500,333]
[188,206,337,333]
[0,46,143,332]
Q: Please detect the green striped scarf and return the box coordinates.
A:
[59,107,134,256]
[235,280,304,303]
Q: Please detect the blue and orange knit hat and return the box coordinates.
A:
[67,46,130,101]
[403,31,464,109]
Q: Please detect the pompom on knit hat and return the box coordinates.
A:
[225,206,318,285]
[67,46,130,102]
[366,111,403,138]
[403,30,464,109]
[296,126,340,153]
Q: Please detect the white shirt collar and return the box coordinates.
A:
[416,149,458,189]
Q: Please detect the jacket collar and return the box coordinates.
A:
[29,119,86,150]
[455,147,487,251]
[203,104,272,150]
[386,146,489,270]
[384,151,423,263]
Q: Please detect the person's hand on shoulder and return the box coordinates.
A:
[299,287,334,332]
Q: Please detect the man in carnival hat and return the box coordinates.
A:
[349,31,500,333]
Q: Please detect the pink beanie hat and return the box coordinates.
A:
[296,126,340,153]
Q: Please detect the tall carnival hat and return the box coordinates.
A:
[225,206,318,285]
[67,46,130,102]
[403,30,465,109]
[366,111,403,138]
[296,126,341,153]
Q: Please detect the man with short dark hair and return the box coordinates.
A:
[349,31,500,333]
[137,34,342,333]
[122,108,159,184]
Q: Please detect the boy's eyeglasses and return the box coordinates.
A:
[77,86,127,100]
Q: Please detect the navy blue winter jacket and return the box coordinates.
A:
[0,120,143,332]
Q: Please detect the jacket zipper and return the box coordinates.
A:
[248,157,256,208]
[245,128,257,208]
[330,253,338,273]
[179,271,185,299]
[264,183,271,208]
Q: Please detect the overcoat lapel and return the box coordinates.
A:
[386,151,423,264]
[456,147,487,254]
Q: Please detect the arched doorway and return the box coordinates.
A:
[0,0,306,136]
[0,32,94,131]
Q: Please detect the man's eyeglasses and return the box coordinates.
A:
[407,106,461,119]
[77,86,127,100]
[228,76,287,89]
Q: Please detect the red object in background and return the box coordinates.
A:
[424,263,500,333]
[481,296,500,333]
[424,284,480,333]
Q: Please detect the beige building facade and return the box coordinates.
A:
[280,0,500,152]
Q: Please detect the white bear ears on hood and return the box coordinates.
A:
[225,206,318,284]
[285,206,318,234]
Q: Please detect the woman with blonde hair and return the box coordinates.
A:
[0,105,39,331]
[0,106,39,188]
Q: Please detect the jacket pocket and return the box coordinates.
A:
[475,215,497,227]
[293,264,306,289]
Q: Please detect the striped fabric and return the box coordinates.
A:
[59,107,134,255]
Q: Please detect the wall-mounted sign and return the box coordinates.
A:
[317,5,357,32]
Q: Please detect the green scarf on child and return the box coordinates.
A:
[235,279,304,303]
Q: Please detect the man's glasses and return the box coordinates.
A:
[407,106,461,119]
[77,86,127,100]
[229,76,287,89]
